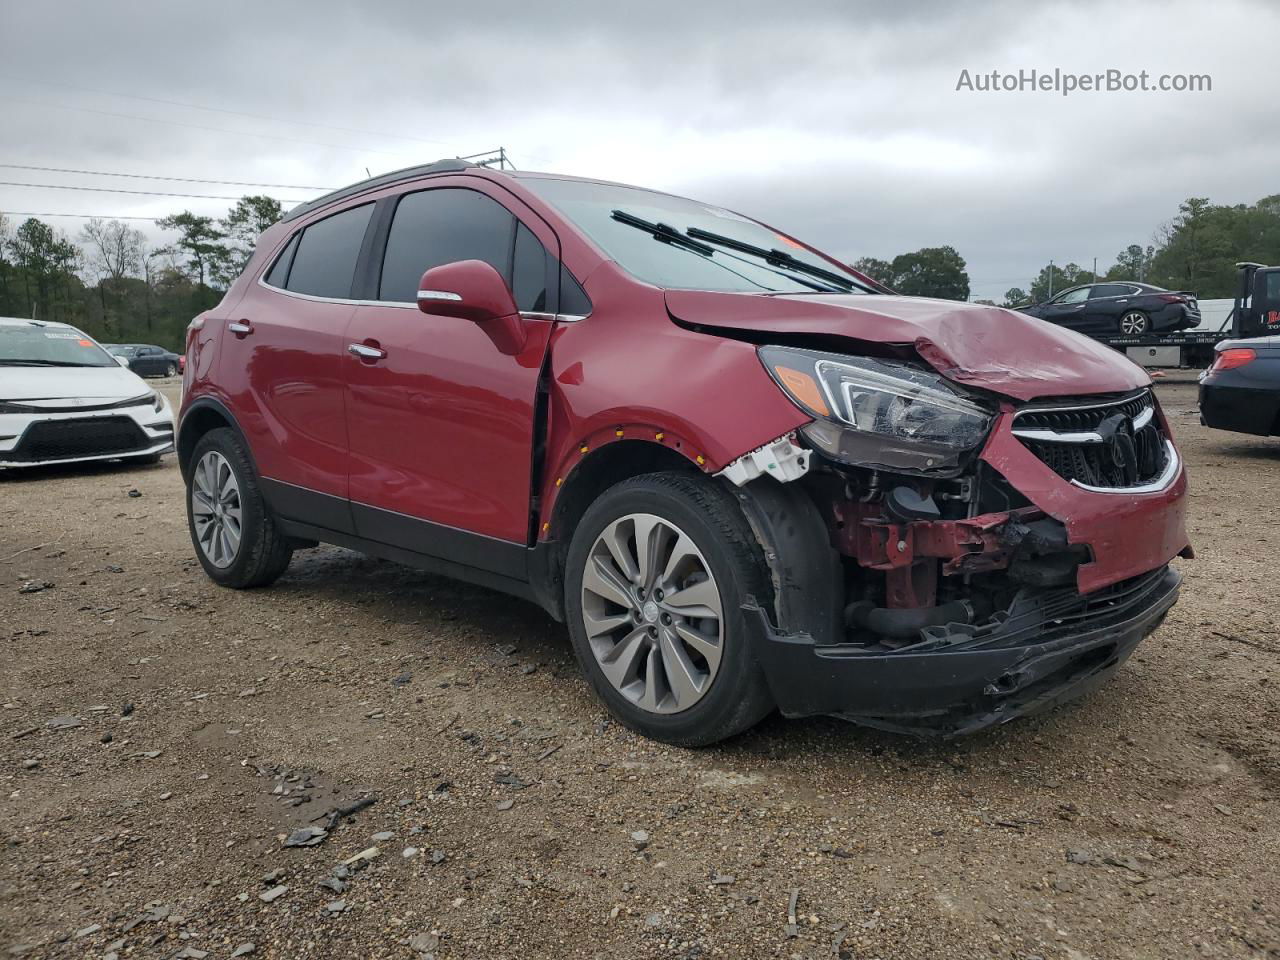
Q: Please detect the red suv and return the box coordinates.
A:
[178,160,1190,745]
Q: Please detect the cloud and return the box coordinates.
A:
[1,0,1276,297]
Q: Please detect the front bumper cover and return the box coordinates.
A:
[748,564,1179,737]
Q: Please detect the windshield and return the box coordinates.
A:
[521,178,873,295]
[0,324,118,367]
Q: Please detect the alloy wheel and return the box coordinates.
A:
[1120,311,1149,334]
[580,513,724,714]
[191,450,243,568]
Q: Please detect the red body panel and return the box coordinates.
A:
[980,408,1190,593]
[345,305,550,542]
[663,290,1151,401]
[536,264,809,531]
[216,290,355,501]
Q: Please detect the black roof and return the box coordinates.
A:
[282,159,480,223]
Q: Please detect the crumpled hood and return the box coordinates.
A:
[1,365,149,402]
[664,290,1150,401]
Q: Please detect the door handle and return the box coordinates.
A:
[348,343,387,360]
[228,320,253,336]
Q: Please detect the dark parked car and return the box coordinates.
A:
[1022,282,1200,336]
[1199,336,1280,436]
[177,160,1190,745]
[105,343,182,378]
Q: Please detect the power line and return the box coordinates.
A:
[0,180,303,202]
[0,162,334,191]
[1,211,164,221]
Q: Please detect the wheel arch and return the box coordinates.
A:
[177,397,254,481]
[529,438,702,621]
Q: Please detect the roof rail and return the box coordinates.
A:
[282,159,480,223]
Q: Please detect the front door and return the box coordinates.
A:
[1040,286,1092,333]
[343,183,561,573]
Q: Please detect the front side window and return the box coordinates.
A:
[284,203,374,299]
[0,325,117,367]
[1057,287,1092,304]
[379,189,516,303]
[520,177,872,296]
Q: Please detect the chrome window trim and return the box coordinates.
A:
[257,276,590,321]
[1068,440,1181,494]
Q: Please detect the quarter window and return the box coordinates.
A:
[284,203,374,299]
[263,233,299,288]
[512,222,548,312]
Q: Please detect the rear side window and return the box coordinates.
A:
[380,189,515,303]
[285,203,374,299]
[1092,284,1125,298]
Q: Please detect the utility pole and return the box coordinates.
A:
[1048,259,1054,299]
[1092,257,1097,282]
[460,147,516,171]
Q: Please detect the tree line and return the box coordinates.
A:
[853,192,1280,306]
[0,195,283,351]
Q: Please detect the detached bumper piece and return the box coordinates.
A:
[750,565,1179,737]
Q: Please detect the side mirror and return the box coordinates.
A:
[114,355,130,367]
[416,260,526,355]
[417,260,518,323]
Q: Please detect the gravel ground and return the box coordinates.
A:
[1,376,1278,960]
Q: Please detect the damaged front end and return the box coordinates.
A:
[722,349,1189,737]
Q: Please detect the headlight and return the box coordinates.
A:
[758,346,993,474]
[153,391,164,412]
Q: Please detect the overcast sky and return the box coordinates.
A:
[2,0,1276,300]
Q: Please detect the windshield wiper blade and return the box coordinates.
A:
[0,359,98,367]
[684,227,856,291]
[611,210,716,256]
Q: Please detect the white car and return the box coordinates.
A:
[0,317,175,469]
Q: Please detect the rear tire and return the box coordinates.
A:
[166,362,178,377]
[563,472,775,747]
[1120,310,1150,335]
[186,427,292,589]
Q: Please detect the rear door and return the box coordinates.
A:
[217,201,375,524]
[343,180,560,568]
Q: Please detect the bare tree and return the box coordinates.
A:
[79,219,145,336]
[80,218,144,283]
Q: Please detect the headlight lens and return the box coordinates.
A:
[759,345,993,474]
[152,390,164,412]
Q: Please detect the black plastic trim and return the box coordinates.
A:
[350,501,526,581]
[259,478,355,536]
[282,159,478,223]
[274,517,542,609]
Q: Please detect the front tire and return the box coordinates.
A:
[166,362,178,377]
[563,472,774,746]
[186,428,292,588]
[1120,310,1150,335]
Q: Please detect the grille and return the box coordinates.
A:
[1014,391,1151,434]
[1013,391,1168,490]
[12,416,148,462]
